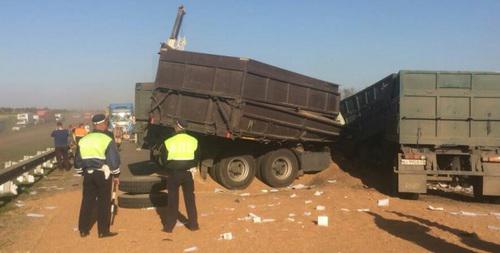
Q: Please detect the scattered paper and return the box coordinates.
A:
[314,191,323,196]
[316,205,326,211]
[214,188,224,193]
[428,205,444,211]
[224,208,235,211]
[262,218,275,223]
[219,232,233,240]
[261,189,269,193]
[184,246,199,252]
[287,217,295,222]
[248,205,256,209]
[15,203,25,208]
[289,213,296,217]
[144,207,155,210]
[305,200,312,204]
[270,189,279,192]
[490,212,500,217]
[176,221,187,227]
[27,213,44,218]
[317,216,328,227]
[29,191,38,195]
[239,193,251,197]
[290,193,297,198]
[459,211,487,217]
[45,206,57,210]
[377,199,389,207]
[327,179,337,184]
[340,208,350,212]
[357,208,370,212]
[487,225,500,231]
[291,184,307,190]
[304,212,311,216]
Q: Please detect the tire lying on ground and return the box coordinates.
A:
[118,176,166,194]
[118,192,168,209]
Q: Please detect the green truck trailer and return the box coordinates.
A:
[340,70,500,199]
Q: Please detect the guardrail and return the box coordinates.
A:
[0,148,56,197]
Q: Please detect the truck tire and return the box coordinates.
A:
[260,149,298,188]
[119,176,166,194]
[118,192,168,209]
[215,155,256,189]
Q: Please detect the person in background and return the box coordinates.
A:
[113,126,123,151]
[74,114,120,238]
[74,123,88,144]
[161,119,199,233]
[51,121,70,171]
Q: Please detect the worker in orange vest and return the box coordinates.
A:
[74,123,88,144]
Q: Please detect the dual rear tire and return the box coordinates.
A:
[210,148,299,190]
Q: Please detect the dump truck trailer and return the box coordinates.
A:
[139,46,343,189]
[340,70,500,199]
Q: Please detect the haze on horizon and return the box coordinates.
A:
[1,0,499,110]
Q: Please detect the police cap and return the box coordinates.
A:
[92,114,106,125]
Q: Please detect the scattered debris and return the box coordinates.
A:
[357,208,370,212]
[143,207,155,210]
[317,216,328,227]
[267,202,281,207]
[239,193,251,197]
[304,212,311,216]
[270,189,279,192]
[458,211,487,217]
[261,189,269,193]
[287,217,295,222]
[490,212,500,217]
[377,199,389,207]
[289,213,296,217]
[313,191,323,196]
[29,191,38,195]
[327,179,337,184]
[55,187,64,190]
[290,184,307,190]
[45,206,57,210]
[428,205,444,211]
[219,232,233,240]
[340,208,350,212]
[262,218,275,223]
[224,208,235,211]
[487,225,500,231]
[316,205,326,211]
[290,193,297,198]
[214,188,224,193]
[248,205,256,209]
[184,246,199,252]
[305,200,312,204]
[176,221,187,227]
[26,213,44,218]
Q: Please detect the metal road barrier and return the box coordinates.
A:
[0,148,56,196]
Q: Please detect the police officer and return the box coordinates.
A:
[161,119,199,232]
[74,114,120,238]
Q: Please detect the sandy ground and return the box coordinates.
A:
[0,143,499,253]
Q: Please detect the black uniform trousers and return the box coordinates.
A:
[78,170,112,234]
[165,170,198,231]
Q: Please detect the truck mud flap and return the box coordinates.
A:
[397,154,426,193]
[483,163,500,196]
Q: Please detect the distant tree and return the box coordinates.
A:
[341,87,357,99]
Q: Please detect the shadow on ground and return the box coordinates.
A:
[366,211,500,253]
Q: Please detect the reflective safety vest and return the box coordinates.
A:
[79,132,112,160]
[164,133,198,161]
[74,127,87,137]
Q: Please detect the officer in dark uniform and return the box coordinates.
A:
[74,114,121,238]
[161,119,199,232]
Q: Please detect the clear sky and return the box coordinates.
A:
[1,0,499,110]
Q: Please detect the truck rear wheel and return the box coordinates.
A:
[260,149,298,188]
[215,155,256,189]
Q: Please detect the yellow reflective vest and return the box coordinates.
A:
[164,133,198,161]
[79,132,112,160]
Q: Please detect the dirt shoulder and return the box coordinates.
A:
[0,144,499,253]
